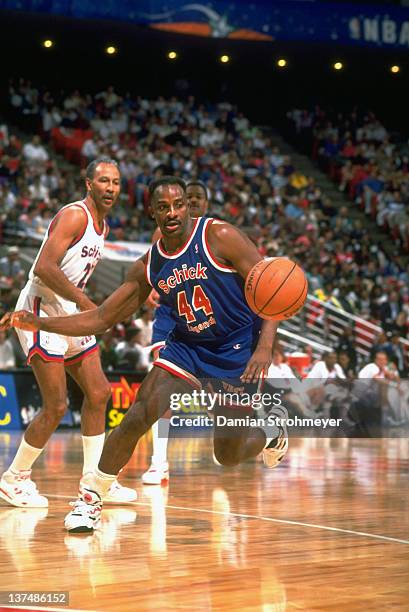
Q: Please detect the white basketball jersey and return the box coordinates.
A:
[25,200,106,313]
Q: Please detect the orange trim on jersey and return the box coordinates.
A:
[84,201,104,236]
[27,347,65,365]
[64,344,98,365]
[48,203,88,249]
[203,218,236,272]
[154,358,201,389]
[145,248,153,286]
[150,341,166,352]
[157,217,200,259]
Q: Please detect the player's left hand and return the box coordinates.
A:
[0,312,12,330]
[241,347,271,384]
[0,310,40,332]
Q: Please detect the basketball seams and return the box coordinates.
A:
[245,257,308,321]
[256,261,296,313]
[262,277,308,317]
[252,258,279,310]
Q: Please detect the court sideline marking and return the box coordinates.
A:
[46,493,409,545]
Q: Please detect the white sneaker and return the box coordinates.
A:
[0,470,48,508]
[263,434,288,468]
[142,463,169,485]
[64,487,102,533]
[80,474,137,504]
[262,406,289,469]
[103,480,137,503]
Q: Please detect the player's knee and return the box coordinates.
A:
[85,382,111,408]
[43,398,68,420]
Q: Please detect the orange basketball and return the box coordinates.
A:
[245,257,308,320]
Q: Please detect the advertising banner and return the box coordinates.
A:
[0,373,23,431]
[0,369,145,431]
[1,0,409,49]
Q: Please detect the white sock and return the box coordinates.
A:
[8,438,44,473]
[81,467,117,498]
[82,433,106,475]
[152,418,170,466]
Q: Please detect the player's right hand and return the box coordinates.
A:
[0,310,40,332]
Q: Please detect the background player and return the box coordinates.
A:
[142,180,210,485]
[3,176,287,532]
[0,157,136,508]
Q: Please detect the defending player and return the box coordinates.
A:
[0,157,136,508]
[142,180,210,485]
[2,176,288,532]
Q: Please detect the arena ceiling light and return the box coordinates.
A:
[105,45,117,55]
[277,58,287,68]
[220,54,230,64]
[167,51,178,60]
[333,61,343,71]
[390,65,400,74]
[42,39,54,49]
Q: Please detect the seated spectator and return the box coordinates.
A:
[379,291,402,332]
[357,351,402,425]
[304,351,346,411]
[0,246,23,281]
[0,330,16,369]
[133,306,154,348]
[303,351,351,421]
[358,350,398,380]
[116,328,150,373]
[98,330,119,371]
[371,330,392,359]
[388,333,407,376]
[338,351,355,378]
[22,135,48,164]
[337,327,357,372]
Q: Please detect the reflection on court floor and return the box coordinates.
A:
[0,432,408,611]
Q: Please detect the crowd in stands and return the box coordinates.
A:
[286,106,409,347]
[0,81,408,402]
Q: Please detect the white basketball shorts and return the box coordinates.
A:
[15,290,98,366]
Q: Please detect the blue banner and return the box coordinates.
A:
[0,369,146,430]
[0,373,22,431]
[1,0,409,48]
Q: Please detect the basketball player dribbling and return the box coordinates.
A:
[2,176,288,532]
[0,157,136,508]
[142,180,211,485]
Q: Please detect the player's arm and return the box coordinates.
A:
[207,222,278,381]
[33,207,96,311]
[145,226,162,308]
[2,258,151,337]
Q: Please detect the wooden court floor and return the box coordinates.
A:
[0,431,408,611]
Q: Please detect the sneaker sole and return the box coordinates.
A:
[103,496,138,503]
[66,525,96,534]
[0,487,48,508]
[142,477,169,486]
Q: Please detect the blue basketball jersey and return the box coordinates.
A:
[151,302,176,347]
[146,217,259,346]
